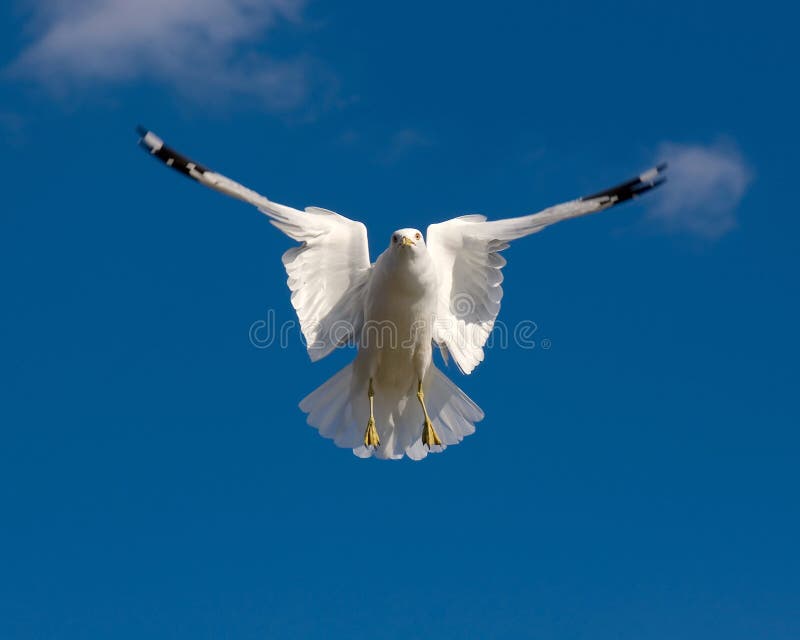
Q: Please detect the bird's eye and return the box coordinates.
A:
[415,232,421,240]
[392,235,397,243]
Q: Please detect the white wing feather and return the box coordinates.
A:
[427,165,667,374]
[264,203,371,361]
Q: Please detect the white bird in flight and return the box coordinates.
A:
[137,127,666,460]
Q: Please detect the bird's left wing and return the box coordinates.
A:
[427,164,667,374]
[137,128,372,361]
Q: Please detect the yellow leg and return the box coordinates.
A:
[363,378,380,448]
[417,379,442,448]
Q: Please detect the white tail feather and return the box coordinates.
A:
[299,362,483,460]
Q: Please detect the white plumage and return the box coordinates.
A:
[137,128,666,460]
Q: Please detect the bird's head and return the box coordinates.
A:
[390,228,425,252]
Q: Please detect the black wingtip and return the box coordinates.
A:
[135,128,211,182]
[580,163,668,206]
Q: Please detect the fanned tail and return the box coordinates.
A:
[299,361,483,461]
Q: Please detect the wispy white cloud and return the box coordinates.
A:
[390,129,431,152]
[337,127,433,163]
[8,0,310,109]
[647,140,752,239]
[380,128,433,163]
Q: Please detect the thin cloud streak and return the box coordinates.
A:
[648,140,752,239]
[8,0,309,109]
[379,128,433,164]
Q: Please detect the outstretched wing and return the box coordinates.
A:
[262,203,371,361]
[137,127,372,361]
[427,164,667,374]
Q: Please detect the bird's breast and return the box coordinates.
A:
[363,252,438,350]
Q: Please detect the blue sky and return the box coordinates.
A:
[1,1,798,638]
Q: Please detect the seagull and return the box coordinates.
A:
[137,127,666,460]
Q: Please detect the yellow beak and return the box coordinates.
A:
[401,236,415,247]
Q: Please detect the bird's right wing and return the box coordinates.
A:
[137,128,372,361]
[427,164,667,374]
